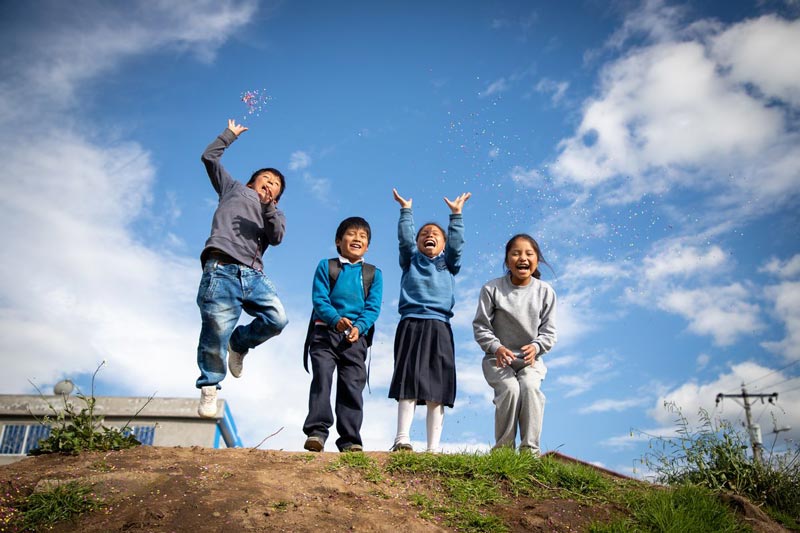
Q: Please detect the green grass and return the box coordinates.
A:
[639,403,800,528]
[385,448,617,532]
[589,484,746,533]
[18,481,104,531]
[328,452,383,482]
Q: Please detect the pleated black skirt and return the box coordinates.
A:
[388,317,456,408]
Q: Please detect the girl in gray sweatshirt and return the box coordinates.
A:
[472,234,557,454]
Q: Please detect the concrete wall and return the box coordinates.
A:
[0,394,234,465]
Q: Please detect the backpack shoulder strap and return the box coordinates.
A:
[327,258,342,291]
[361,263,376,298]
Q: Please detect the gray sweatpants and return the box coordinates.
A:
[482,355,547,453]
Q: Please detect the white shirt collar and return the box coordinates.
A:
[338,255,364,265]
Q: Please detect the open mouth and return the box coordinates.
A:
[515,263,531,272]
[424,238,437,249]
[350,242,362,250]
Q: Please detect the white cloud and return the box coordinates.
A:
[658,283,764,345]
[535,78,569,104]
[480,78,509,98]
[696,353,711,370]
[509,165,543,186]
[762,281,800,361]
[288,150,311,171]
[760,254,800,279]
[646,361,800,448]
[579,397,648,414]
[302,173,332,202]
[554,354,617,397]
[550,6,800,212]
[643,244,727,280]
[711,15,800,107]
[0,0,258,121]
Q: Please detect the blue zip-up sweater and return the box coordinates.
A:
[397,208,465,322]
[200,128,286,270]
[312,258,383,335]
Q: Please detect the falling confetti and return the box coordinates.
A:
[240,89,272,119]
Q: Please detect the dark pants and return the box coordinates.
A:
[303,326,368,450]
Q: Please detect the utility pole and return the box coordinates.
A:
[715,383,778,464]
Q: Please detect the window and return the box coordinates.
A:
[25,425,52,453]
[132,426,155,446]
[0,424,52,454]
[121,425,156,446]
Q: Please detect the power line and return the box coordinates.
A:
[776,383,800,395]
[762,375,800,391]
[746,360,800,388]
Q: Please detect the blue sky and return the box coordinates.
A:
[1,0,799,475]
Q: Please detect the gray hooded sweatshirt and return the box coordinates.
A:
[200,128,285,271]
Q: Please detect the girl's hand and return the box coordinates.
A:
[444,192,471,214]
[521,344,539,365]
[495,346,515,368]
[393,188,412,209]
[346,326,360,343]
[227,119,248,137]
[335,317,353,333]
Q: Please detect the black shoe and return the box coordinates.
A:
[390,442,413,452]
[304,436,324,452]
[341,444,363,452]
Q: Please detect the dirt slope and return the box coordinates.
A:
[0,446,789,532]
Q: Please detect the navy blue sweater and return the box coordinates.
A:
[397,209,465,322]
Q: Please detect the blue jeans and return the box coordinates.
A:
[196,260,288,388]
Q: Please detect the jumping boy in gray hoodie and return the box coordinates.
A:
[195,119,288,418]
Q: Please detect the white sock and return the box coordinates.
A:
[426,402,444,452]
[394,399,416,445]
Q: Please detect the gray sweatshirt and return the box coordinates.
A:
[200,128,285,271]
[473,274,557,364]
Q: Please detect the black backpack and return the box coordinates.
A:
[303,258,377,373]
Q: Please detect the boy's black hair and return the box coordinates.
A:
[247,168,286,201]
[335,217,372,254]
[415,222,446,242]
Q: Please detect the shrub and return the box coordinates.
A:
[29,362,145,455]
[640,402,800,525]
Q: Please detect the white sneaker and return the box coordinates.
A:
[197,386,218,418]
[228,343,246,378]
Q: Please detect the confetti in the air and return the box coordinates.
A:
[240,89,272,119]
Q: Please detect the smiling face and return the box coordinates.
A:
[247,171,283,204]
[505,237,539,286]
[416,224,446,258]
[336,226,370,262]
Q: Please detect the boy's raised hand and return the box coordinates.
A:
[444,192,472,214]
[227,118,248,137]
[392,188,412,209]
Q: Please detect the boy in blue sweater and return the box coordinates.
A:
[196,119,288,418]
[302,217,383,452]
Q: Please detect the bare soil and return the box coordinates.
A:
[0,446,790,532]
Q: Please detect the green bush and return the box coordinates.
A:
[640,402,800,525]
[29,362,144,455]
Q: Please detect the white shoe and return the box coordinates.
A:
[228,343,246,378]
[197,386,218,418]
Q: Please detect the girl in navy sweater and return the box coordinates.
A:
[388,188,470,452]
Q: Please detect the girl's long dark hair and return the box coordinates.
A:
[504,233,551,279]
